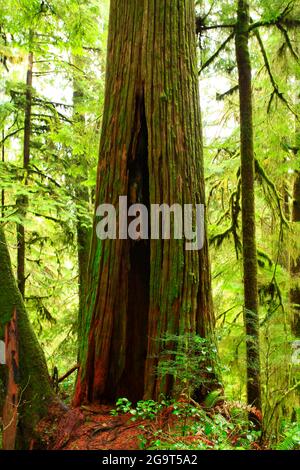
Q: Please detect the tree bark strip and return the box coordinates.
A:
[290,35,300,337]
[291,171,300,336]
[1,130,4,218]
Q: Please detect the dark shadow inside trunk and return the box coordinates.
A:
[119,94,150,401]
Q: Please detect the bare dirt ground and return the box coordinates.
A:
[37,403,145,450]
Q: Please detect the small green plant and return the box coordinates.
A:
[111,398,165,421]
[157,333,221,400]
[276,419,300,450]
[111,398,133,415]
[147,401,259,450]
[134,400,163,420]
[111,396,260,450]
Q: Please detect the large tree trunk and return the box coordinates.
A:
[235,0,262,421]
[74,0,214,405]
[0,225,54,448]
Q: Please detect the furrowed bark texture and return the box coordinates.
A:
[290,47,300,337]
[0,226,54,448]
[1,130,4,218]
[77,215,90,342]
[74,0,214,404]
[235,0,262,415]
[291,176,300,336]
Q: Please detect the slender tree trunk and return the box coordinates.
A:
[17,35,33,298]
[0,226,54,448]
[74,0,214,405]
[235,0,262,421]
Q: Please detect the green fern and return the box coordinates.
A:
[276,423,300,451]
[204,390,224,408]
[277,435,297,451]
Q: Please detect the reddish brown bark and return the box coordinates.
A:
[74,0,215,406]
[291,174,300,336]
[290,40,300,335]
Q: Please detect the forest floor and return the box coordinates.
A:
[36,401,265,451]
[38,404,143,450]
[37,402,171,450]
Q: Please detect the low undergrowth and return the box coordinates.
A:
[111,396,263,450]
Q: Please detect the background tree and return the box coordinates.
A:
[197,0,300,436]
[16,29,33,298]
[235,0,262,421]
